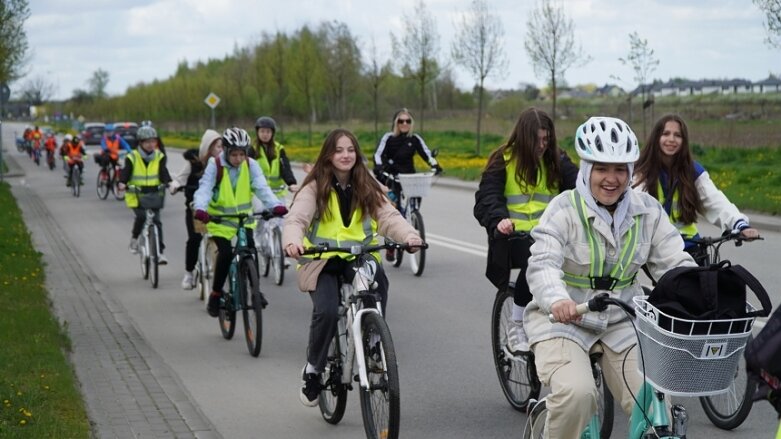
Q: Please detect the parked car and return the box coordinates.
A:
[112,122,139,149]
[81,122,105,145]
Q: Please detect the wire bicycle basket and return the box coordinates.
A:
[397,172,434,198]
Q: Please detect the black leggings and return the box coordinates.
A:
[511,237,533,307]
[211,231,255,293]
[184,207,202,271]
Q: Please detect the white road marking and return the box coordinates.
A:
[425,233,487,258]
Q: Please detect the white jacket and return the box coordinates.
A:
[525,189,697,352]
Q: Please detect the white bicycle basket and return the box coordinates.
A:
[397,172,434,198]
[632,295,756,396]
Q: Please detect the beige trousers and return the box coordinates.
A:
[532,337,644,439]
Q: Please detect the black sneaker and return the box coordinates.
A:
[259,292,268,309]
[299,365,321,407]
[207,292,222,318]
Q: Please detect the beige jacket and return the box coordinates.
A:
[283,181,421,292]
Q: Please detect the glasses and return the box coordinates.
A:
[397,118,412,125]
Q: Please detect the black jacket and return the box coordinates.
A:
[183,149,204,203]
[373,132,435,175]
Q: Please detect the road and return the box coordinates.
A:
[3,121,779,438]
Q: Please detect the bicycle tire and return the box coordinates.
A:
[359,312,400,439]
[111,168,126,201]
[258,227,271,278]
[491,287,540,411]
[522,399,548,439]
[594,362,614,439]
[240,259,263,357]
[272,227,284,285]
[48,153,55,170]
[72,167,81,197]
[96,169,109,200]
[409,210,426,276]
[699,336,756,430]
[219,291,237,340]
[149,225,159,289]
[319,333,348,424]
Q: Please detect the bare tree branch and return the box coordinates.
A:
[754,0,781,48]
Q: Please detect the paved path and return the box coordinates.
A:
[7,152,220,439]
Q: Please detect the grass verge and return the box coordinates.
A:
[0,182,90,437]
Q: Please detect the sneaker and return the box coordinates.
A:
[506,320,530,354]
[181,271,195,290]
[299,365,321,407]
[158,253,168,265]
[129,238,139,254]
[207,291,222,317]
[385,248,395,262]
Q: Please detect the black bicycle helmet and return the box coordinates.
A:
[222,127,251,154]
[254,116,277,133]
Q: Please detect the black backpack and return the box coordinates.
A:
[648,260,772,333]
[745,304,781,415]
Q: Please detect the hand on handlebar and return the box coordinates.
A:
[496,219,514,235]
[739,227,760,240]
[405,236,424,253]
[549,299,582,324]
[285,242,304,259]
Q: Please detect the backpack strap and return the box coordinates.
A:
[215,156,224,186]
[727,263,773,317]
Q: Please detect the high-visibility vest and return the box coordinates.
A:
[562,191,640,291]
[657,182,699,240]
[206,160,255,239]
[105,137,120,160]
[298,191,379,265]
[125,150,163,208]
[257,142,286,197]
[504,152,555,232]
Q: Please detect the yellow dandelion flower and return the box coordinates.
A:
[19,419,27,426]
[23,410,32,417]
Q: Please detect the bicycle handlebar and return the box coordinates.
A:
[209,211,279,225]
[548,293,636,323]
[690,230,763,247]
[126,184,167,193]
[301,241,428,257]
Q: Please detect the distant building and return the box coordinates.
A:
[752,76,781,93]
[632,77,779,97]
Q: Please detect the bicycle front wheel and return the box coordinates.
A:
[240,258,263,357]
[72,167,81,197]
[218,292,237,340]
[139,235,149,280]
[149,225,159,289]
[271,227,284,285]
[96,169,109,200]
[408,210,426,276]
[111,168,125,200]
[491,287,540,411]
[359,312,400,439]
[522,399,548,439]
[319,333,348,424]
[699,336,756,430]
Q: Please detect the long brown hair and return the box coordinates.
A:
[484,107,561,191]
[634,114,703,224]
[296,128,385,221]
[255,134,277,161]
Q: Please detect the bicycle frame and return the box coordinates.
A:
[226,226,256,310]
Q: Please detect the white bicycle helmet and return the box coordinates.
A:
[222,127,251,154]
[64,134,73,141]
[575,117,639,164]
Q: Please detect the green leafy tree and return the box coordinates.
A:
[288,26,325,146]
[366,37,392,142]
[88,68,110,99]
[320,21,362,123]
[0,0,30,85]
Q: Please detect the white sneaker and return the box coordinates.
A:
[506,320,529,354]
[129,238,139,254]
[158,253,169,265]
[181,271,195,290]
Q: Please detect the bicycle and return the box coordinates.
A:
[96,152,127,201]
[382,170,437,276]
[46,148,56,170]
[523,292,759,439]
[302,241,427,439]
[255,209,286,286]
[209,212,266,357]
[128,185,166,289]
[67,158,84,198]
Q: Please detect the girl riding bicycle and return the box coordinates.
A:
[474,107,578,353]
[283,128,423,407]
[525,117,697,439]
[250,116,299,198]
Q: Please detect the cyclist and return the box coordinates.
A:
[373,108,441,261]
[62,135,87,186]
[250,116,299,198]
[170,129,223,290]
[633,114,760,265]
[44,132,58,164]
[283,128,423,407]
[473,107,578,353]
[192,127,287,317]
[30,125,43,161]
[99,123,132,170]
[118,126,172,264]
[524,116,696,438]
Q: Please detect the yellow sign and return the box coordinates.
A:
[204,92,220,109]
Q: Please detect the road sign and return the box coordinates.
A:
[204,92,220,109]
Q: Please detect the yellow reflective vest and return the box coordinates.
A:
[125,149,163,208]
[504,152,555,232]
[657,182,699,240]
[257,142,286,198]
[206,160,255,239]
[299,191,379,265]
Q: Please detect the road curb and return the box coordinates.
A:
[1,148,26,178]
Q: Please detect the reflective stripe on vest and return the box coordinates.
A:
[657,182,699,240]
[562,191,640,290]
[258,142,287,197]
[298,191,379,265]
[206,160,255,239]
[504,152,555,231]
[125,150,163,208]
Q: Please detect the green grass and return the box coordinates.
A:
[0,182,90,438]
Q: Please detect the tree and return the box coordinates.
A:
[452,0,508,155]
[88,68,110,99]
[320,21,362,123]
[0,0,31,85]
[288,26,325,146]
[619,31,660,137]
[366,37,391,142]
[19,75,57,105]
[391,0,440,132]
[524,0,590,121]
[754,0,781,48]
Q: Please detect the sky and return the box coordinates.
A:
[17,0,781,101]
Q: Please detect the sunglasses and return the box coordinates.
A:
[397,118,412,125]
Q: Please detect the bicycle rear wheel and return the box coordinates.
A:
[319,333,348,424]
[271,227,284,285]
[96,168,109,199]
[491,287,540,411]
[240,258,263,357]
[408,210,426,276]
[359,312,400,439]
[149,225,160,289]
[218,292,237,340]
[699,336,756,430]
